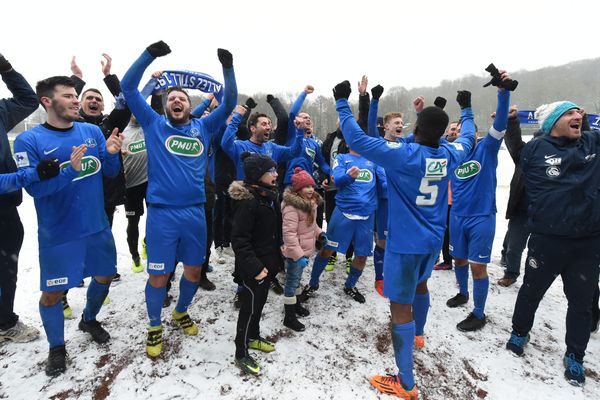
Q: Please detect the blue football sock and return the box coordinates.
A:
[473,277,489,319]
[83,279,110,322]
[454,264,469,296]
[309,255,329,287]
[145,281,166,327]
[413,292,430,336]
[39,302,64,348]
[391,321,416,390]
[175,275,200,313]
[373,245,384,281]
[344,266,363,289]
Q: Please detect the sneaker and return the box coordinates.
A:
[564,353,585,386]
[235,355,261,375]
[248,337,275,353]
[270,279,284,295]
[325,254,337,272]
[457,312,486,332]
[374,280,386,298]
[370,374,418,400]
[414,335,425,349]
[497,276,517,287]
[506,333,529,356]
[344,287,366,303]
[0,320,40,343]
[206,264,214,273]
[172,310,199,335]
[215,247,226,265]
[146,326,163,358]
[446,293,469,308]
[62,294,74,320]
[45,345,67,377]
[103,295,110,305]
[433,262,452,271]
[78,317,110,343]
[199,277,216,291]
[163,294,173,308]
[141,238,147,260]
[132,256,143,273]
[345,257,353,274]
[233,293,241,309]
[112,273,121,283]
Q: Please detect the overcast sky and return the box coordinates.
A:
[2,0,599,102]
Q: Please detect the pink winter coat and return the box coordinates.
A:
[280,187,323,261]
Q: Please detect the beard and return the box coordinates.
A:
[53,100,82,122]
[166,108,191,125]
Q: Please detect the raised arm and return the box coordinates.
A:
[0,55,39,132]
[367,85,384,138]
[357,75,369,131]
[220,106,245,160]
[268,95,289,145]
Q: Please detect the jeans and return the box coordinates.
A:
[500,213,530,279]
[284,258,307,297]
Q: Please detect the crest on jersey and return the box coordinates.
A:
[425,158,447,177]
[454,160,481,180]
[165,135,203,157]
[60,156,101,181]
[546,166,560,177]
[85,138,97,148]
[189,128,200,138]
[355,168,373,183]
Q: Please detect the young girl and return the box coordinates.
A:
[281,167,325,332]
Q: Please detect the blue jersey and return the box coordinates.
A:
[221,112,303,180]
[0,168,39,194]
[451,90,510,217]
[332,153,385,216]
[13,123,119,247]
[121,50,236,206]
[284,136,331,185]
[337,98,476,254]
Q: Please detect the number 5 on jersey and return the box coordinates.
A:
[416,158,447,206]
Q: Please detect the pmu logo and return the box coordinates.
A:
[165,135,203,157]
[355,168,373,183]
[425,158,447,177]
[128,140,146,154]
[305,147,316,160]
[454,160,481,180]
[60,156,101,181]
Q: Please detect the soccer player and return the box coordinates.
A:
[14,76,123,376]
[331,79,477,399]
[445,71,512,332]
[120,41,237,357]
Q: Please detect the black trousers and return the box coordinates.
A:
[441,204,452,264]
[235,277,270,359]
[213,186,232,248]
[511,233,600,361]
[500,213,530,279]
[0,207,23,330]
[201,201,214,279]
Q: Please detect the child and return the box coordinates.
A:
[229,152,283,375]
[281,167,325,332]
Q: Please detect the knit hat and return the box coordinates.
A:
[415,106,449,139]
[241,152,276,185]
[535,101,579,134]
[291,167,315,192]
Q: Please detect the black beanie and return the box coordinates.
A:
[241,152,277,185]
[415,106,449,139]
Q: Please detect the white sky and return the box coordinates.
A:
[2,0,599,101]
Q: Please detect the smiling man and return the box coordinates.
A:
[506,101,600,387]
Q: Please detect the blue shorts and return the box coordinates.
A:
[376,198,389,241]
[325,207,374,256]
[39,227,117,292]
[146,205,206,275]
[383,251,438,304]
[449,213,496,264]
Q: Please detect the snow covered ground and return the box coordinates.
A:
[1,148,598,400]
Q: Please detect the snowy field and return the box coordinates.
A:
[1,147,598,400]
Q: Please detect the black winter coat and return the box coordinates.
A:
[504,117,527,219]
[229,181,284,283]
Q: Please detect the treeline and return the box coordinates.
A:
[12,58,600,139]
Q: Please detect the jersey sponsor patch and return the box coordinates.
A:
[14,152,30,167]
[47,277,68,287]
[425,158,447,178]
[355,168,373,183]
[148,262,165,271]
[454,160,481,179]
[127,140,146,154]
[546,166,560,177]
[544,157,561,166]
[305,147,316,160]
[165,135,203,157]
[60,156,102,181]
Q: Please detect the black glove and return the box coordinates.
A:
[332,80,352,100]
[434,96,447,110]
[483,63,519,91]
[315,232,328,250]
[217,48,233,68]
[0,53,12,73]
[371,84,384,100]
[245,97,257,110]
[36,159,60,180]
[456,90,471,109]
[266,94,275,103]
[146,41,171,58]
